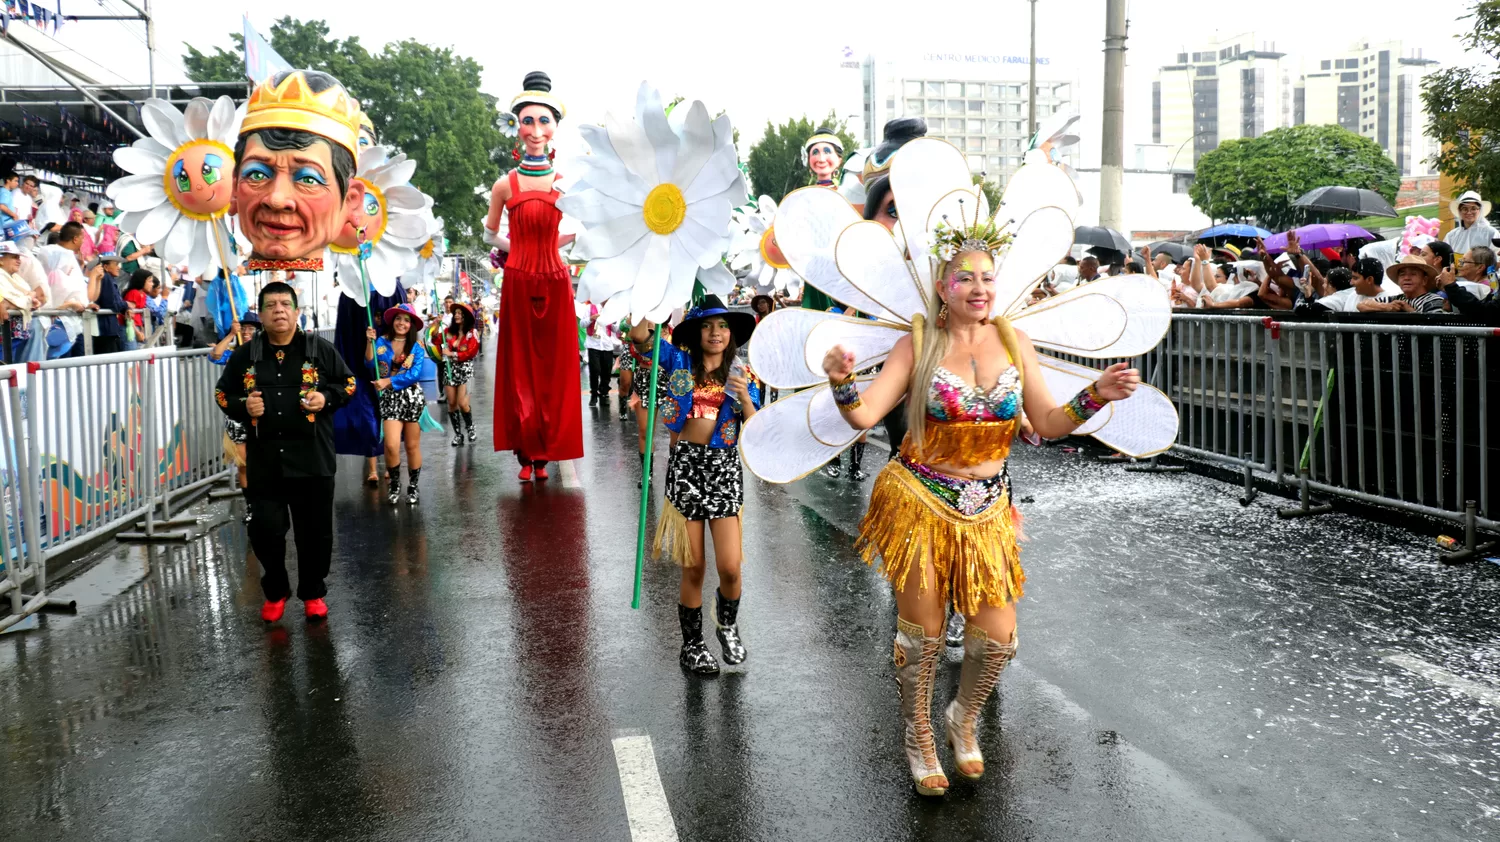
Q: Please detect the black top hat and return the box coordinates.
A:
[862,117,929,221]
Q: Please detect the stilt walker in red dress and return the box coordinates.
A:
[483,71,582,481]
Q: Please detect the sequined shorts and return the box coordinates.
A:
[896,455,1007,517]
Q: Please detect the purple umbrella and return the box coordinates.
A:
[1263,223,1376,253]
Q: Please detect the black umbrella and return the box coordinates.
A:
[1074,225,1131,253]
[1293,186,1397,218]
[1146,241,1194,262]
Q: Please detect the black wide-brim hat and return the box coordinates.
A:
[671,294,756,348]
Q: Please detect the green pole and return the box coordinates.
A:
[632,323,664,610]
[1298,369,1337,474]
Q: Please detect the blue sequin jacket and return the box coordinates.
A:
[649,338,763,449]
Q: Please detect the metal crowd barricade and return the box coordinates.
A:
[0,346,233,631]
[1054,309,1499,547]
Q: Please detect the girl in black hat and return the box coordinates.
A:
[628,295,763,677]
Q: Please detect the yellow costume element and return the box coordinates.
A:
[241,70,365,158]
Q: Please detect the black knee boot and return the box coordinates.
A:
[823,452,842,479]
[451,411,464,447]
[462,410,476,443]
[386,467,401,505]
[849,442,868,481]
[714,589,747,665]
[406,467,421,505]
[678,604,720,676]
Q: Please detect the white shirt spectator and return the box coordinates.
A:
[1316,282,1401,312]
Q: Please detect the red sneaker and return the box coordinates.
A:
[260,598,286,622]
[518,465,533,482]
[304,598,328,621]
[534,465,550,481]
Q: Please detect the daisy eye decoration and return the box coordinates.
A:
[498,112,520,138]
[557,82,746,326]
[108,96,245,278]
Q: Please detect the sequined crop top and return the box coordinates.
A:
[927,365,1022,422]
[688,382,727,420]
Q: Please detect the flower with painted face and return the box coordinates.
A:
[106,95,244,277]
[328,146,432,303]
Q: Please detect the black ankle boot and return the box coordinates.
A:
[678,604,720,676]
[849,442,868,482]
[406,468,421,505]
[823,453,842,479]
[714,590,747,665]
[386,469,401,506]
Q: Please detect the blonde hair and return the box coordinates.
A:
[904,259,954,457]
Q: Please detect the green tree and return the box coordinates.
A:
[1188,125,1401,230]
[181,17,504,251]
[183,36,245,82]
[746,112,858,204]
[973,174,1001,212]
[1422,0,1500,197]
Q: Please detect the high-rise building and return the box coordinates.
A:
[1152,33,1290,169]
[861,51,1080,182]
[1293,42,1440,176]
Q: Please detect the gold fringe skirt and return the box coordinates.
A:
[855,460,1025,616]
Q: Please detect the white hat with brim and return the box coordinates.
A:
[1450,190,1493,219]
[1385,254,1439,283]
[0,241,21,257]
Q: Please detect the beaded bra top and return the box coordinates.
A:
[926,365,1022,422]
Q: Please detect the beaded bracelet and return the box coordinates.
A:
[1062,382,1107,426]
[831,374,863,412]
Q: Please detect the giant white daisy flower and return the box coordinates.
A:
[328,145,433,304]
[107,96,244,278]
[741,138,1179,483]
[557,83,745,325]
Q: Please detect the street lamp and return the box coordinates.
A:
[1028,0,1038,137]
[1169,130,1209,173]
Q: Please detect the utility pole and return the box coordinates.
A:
[1028,0,1038,137]
[1100,0,1127,232]
[143,0,156,98]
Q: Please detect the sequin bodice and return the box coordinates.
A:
[927,365,1021,422]
[689,382,727,420]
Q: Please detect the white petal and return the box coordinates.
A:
[162,215,196,265]
[113,146,168,176]
[575,124,650,206]
[668,101,714,188]
[134,201,181,246]
[382,213,429,245]
[833,220,923,319]
[383,185,428,211]
[682,151,744,204]
[588,237,652,308]
[671,215,725,267]
[994,206,1076,317]
[208,96,240,146]
[639,88,679,188]
[187,226,215,278]
[741,384,863,484]
[108,174,168,211]
[366,251,400,295]
[142,99,188,149]
[358,145,391,174]
[373,158,417,189]
[557,188,639,226]
[627,234,673,321]
[183,98,211,141]
[696,261,735,297]
[574,214,650,261]
[604,111,659,187]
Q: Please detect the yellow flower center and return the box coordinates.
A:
[642,183,687,235]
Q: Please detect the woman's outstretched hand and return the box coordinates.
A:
[823,344,856,381]
[1094,362,1140,402]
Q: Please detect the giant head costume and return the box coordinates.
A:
[232,69,366,269]
[803,127,844,188]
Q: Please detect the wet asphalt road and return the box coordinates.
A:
[2,338,1498,842]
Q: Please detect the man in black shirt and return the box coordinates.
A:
[216,282,356,622]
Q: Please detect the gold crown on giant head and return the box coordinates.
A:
[240,70,364,158]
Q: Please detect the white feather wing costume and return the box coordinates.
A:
[741,138,1179,484]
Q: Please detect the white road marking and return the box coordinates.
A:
[560,460,581,488]
[1382,652,1500,707]
[612,733,678,842]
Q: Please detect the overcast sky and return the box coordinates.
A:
[49,0,1483,162]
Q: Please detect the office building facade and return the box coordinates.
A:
[861,51,1079,182]
[1293,41,1440,176]
[1152,34,1290,169]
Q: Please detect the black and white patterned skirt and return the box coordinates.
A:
[224,417,248,444]
[443,359,474,387]
[378,383,426,423]
[664,441,743,521]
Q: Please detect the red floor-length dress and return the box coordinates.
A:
[493,170,583,462]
